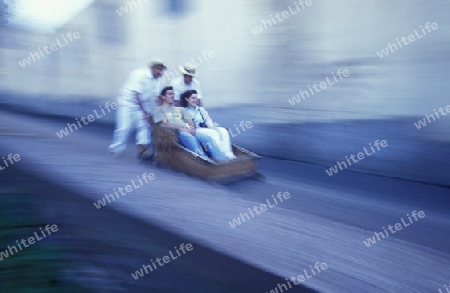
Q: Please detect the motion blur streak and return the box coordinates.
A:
[1,0,450,292]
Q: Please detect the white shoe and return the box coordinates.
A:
[226,154,237,160]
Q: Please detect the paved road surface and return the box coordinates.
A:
[0,110,449,292]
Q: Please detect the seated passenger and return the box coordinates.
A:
[153,86,209,159]
[181,90,236,162]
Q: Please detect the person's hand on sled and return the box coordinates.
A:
[143,112,151,122]
[181,125,196,135]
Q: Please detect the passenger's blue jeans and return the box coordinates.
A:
[178,131,207,158]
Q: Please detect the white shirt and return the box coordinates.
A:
[185,106,214,128]
[118,68,163,113]
[171,77,203,101]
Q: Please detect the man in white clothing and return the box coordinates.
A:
[171,63,203,106]
[109,59,166,158]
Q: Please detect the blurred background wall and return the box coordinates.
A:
[2,0,449,112]
[0,0,262,104]
[1,0,449,185]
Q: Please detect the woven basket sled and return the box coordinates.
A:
[151,120,262,183]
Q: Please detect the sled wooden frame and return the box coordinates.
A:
[151,121,262,183]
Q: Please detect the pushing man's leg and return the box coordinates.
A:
[109,104,133,154]
[136,113,152,159]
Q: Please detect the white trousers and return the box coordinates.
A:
[109,105,150,154]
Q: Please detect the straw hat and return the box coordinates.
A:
[180,63,197,76]
[149,58,167,69]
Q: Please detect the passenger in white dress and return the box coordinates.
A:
[181,90,236,162]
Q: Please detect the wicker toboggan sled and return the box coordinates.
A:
[150,120,263,183]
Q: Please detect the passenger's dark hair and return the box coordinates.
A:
[180,90,198,107]
[160,86,173,96]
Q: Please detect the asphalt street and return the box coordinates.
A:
[0,110,449,292]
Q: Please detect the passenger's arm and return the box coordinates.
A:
[160,120,195,134]
[182,109,196,131]
[186,119,195,128]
